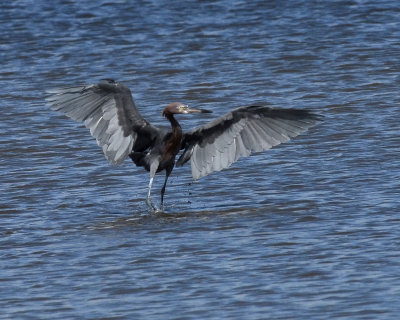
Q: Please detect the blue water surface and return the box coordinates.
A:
[1,0,400,319]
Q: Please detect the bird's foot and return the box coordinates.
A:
[146,198,165,214]
[146,197,157,212]
[148,206,165,214]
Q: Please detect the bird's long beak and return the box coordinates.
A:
[186,107,212,114]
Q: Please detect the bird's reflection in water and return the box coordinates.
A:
[89,205,258,231]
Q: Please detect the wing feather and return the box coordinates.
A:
[178,105,321,180]
[251,120,276,149]
[234,134,251,159]
[187,118,247,179]
[255,120,288,145]
[46,79,159,166]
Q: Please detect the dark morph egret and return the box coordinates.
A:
[46,79,321,211]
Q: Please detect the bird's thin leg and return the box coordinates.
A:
[146,177,157,211]
[146,160,160,212]
[160,169,172,211]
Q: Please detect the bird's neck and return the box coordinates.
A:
[162,113,183,161]
[165,113,182,136]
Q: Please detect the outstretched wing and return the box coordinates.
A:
[177,105,322,180]
[46,79,159,166]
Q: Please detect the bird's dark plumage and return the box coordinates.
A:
[46,79,322,211]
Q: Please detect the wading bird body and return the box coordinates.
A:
[47,79,321,211]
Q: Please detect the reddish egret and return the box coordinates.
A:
[47,79,321,211]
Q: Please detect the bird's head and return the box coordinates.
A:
[162,102,212,117]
